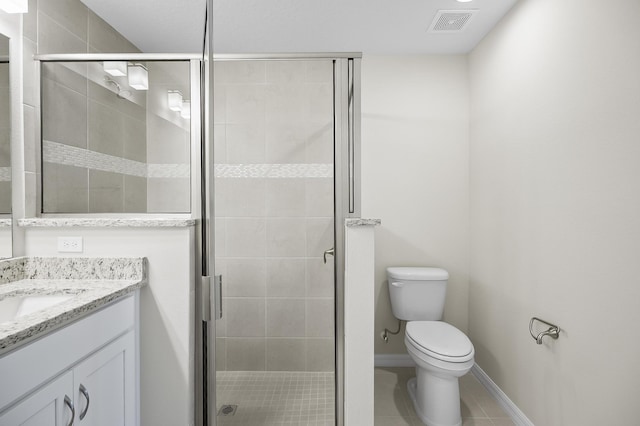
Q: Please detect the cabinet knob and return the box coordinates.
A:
[79,384,90,420]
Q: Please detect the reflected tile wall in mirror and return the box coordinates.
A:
[0,34,12,259]
[41,60,191,214]
[0,35,10,214]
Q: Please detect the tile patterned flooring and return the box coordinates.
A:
[374,367,515,426]
[215,368,514,426]
[216,371,335,425]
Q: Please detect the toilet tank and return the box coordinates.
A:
[387,267,449,321]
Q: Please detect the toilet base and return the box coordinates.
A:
[407,370,462,426]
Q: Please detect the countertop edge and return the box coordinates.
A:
[18,218,196,228]
[345,218,381,227]
[0,279,146,354]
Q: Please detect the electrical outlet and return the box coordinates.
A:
[57,236,83,253]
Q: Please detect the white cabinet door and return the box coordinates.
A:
[73,331,136,426]
[0,371,74,426]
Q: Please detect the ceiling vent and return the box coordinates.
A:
[428,10,478,33]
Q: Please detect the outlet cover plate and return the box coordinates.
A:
[57,236,83,253]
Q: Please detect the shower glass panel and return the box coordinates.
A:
[214,59,336,425]
[40,60,191,214]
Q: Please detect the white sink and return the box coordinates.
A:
[0,294,74,323]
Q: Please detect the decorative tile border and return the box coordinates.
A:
[43,141,333,179]
[214,163,333,178]
[147,164,190,179]
[43,140,189,179]
[44,140,146,177]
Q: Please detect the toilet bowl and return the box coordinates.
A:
[405,321,474,426]
[386,267,475,426]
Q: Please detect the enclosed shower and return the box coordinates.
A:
[34,52,359,426]
[212,59,336,425]
[199,49,362,425]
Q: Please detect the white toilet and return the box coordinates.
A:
[387,267,474,426]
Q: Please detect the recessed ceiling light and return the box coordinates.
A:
[457,0,473,3]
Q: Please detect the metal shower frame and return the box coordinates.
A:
[200,52,362,426]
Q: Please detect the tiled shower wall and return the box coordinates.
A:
[214,60,336,372]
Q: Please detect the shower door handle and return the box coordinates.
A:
[347,58,355,214]
[201,275,223,321]
[214,275,223,320]
[202,275,223,321]
[323,248,335,264]
[201,276,211,322]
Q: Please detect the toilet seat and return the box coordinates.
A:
[406,321,474,363]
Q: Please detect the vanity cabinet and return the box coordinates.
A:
[0,295,138,426]
[72,331,135,425]
[0,371,73,425]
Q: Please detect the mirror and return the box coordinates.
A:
[0,33,11,259]
[40,60,192,214]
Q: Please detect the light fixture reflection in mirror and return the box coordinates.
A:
[180,100,191,119]
[128,63,148,90]
[0,0,28,14]
[0,33,12,259]
[103,61,127,77]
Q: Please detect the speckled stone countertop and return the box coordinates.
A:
[18,218,195,228]
[345,218,381,227]
[0,257,147,354]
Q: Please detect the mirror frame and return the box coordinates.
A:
[0,10,24,259]
[0,33,11,258]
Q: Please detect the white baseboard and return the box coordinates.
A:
[374,354,415,367]
[471,364,534,426]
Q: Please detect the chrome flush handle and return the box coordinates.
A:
[323,248,335,264]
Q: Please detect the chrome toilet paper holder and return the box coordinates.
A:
[529,317,560,344]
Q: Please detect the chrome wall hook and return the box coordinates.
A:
[529,317,560,344]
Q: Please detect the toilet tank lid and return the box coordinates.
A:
[387,267,449,281]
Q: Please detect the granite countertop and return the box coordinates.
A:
[18,218,195,228]
[345,218,381,227]
[0,257,147,354]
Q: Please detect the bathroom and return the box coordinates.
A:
[0,0,638,425]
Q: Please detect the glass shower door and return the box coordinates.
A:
[212,59,336,425]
